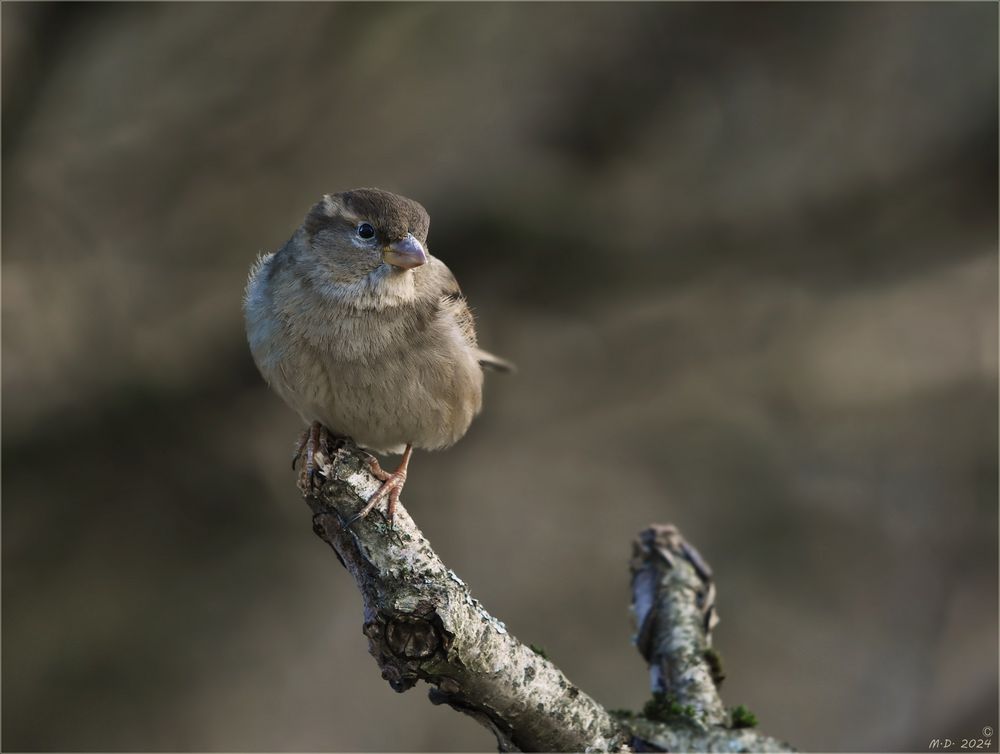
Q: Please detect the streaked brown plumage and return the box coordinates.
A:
[243,188,510,524]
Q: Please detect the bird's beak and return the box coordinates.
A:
[383,234,427,270]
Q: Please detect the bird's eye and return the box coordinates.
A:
[357,223,376,240]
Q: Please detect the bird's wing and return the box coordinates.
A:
[441,287,478,347]
[434,262,516,374]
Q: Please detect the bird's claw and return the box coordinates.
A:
[292,429,309,470]
[296,422,340,495]
[345,507,404,546]
[344,509,366,529]
[343,445,413,529]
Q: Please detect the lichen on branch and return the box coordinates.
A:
[299,437,793,753]
[304,439,627,752]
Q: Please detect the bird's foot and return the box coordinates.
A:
[347,444,413,529]
[292,428,310,470]
[295,422,336,495]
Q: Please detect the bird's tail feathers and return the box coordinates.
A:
[477,349,516,374]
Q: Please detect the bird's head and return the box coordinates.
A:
[296,188,431,307]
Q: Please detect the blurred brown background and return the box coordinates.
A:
[3,3,997,751]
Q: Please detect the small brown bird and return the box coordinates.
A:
[243,188,511,525]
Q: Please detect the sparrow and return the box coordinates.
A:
[243,188,511,525]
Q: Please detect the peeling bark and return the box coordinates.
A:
[631,524,726,724]
[300,438,793,753]
[623,524,793,751]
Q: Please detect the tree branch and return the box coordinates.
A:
[301,439,793,752]
[622,524,792,752]
[631,524,726,724]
